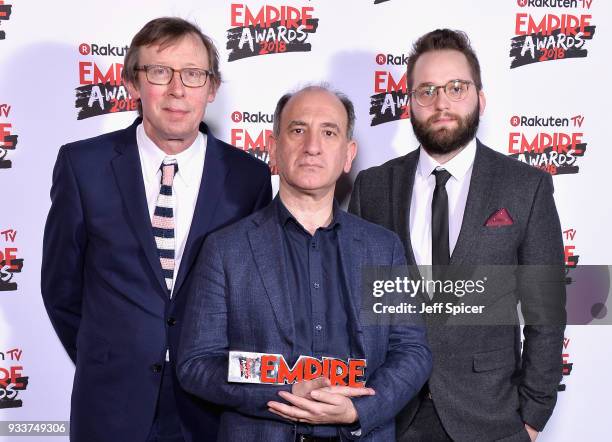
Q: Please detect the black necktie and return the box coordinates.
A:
[431,168,452,266]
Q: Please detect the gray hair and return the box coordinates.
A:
[272,83,356,139]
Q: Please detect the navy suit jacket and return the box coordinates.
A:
[177,202,432,441]
[41,118,272,442]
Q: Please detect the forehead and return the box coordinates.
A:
[282,89,348,129]
[138,33,209,66]
[412,49,473,85]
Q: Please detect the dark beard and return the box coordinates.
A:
[410,103,480,156]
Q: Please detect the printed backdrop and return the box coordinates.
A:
[1,1,611,440]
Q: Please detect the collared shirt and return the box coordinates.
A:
[136,123,206,293]
[409,138,476,266]
[276,197,351,437]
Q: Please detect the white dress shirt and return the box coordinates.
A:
[409,138,477,266]
[136,123,206,295]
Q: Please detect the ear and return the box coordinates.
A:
[126,80,141,101]
[268,133,277,163]
[478,89,486,116]
[207,82,218,103]
[343,140,357,174]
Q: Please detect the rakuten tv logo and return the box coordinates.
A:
[231,111,274,124]
[375,53,408,66]
[558,337,573,392]
[78,42,129,57]
[510,0,596,68]
[0,347,29,409]
[75,42,136,120]
[230,110,273,167]
[0,228,23,292]
[508,113,587,175]
[517,0,590,8]
[563,228,580,269]
[0,1,13,41]
[0,104,18,170]
[227,3,319,61]
[370,53,409,126]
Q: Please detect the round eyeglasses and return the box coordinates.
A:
[410,80,474,107]
[135,65,212,88]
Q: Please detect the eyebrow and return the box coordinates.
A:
[415,82,437,88]
[287,120,307,128]
[286,120,342,132]
[416,79,467,88]
[321,122,341,131]
[146,61,208,69]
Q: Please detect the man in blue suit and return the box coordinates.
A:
[41,17,271,442]
[178,85,432,441]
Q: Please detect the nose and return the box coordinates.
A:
[303,130,322,156]
[432,87,450,111]
[167,71,185,97]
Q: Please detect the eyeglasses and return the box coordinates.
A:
[135,65,212,88]
[410,80,474,107]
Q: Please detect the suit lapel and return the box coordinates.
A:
[435,141,497,322]
[248,205,295,347]
[111,120,168,298]
[173,126,229,296]
[336,214,366,359]
[450,141,496,265]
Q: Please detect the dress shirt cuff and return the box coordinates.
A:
[339,421,362,440]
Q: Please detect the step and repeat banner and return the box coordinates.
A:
[1,0,611,440]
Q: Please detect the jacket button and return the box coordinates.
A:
[167,317,177,326]
[151,363,162,373]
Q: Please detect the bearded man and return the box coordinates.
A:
[349,29,565,442]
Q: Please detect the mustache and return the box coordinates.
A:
[298,162,324,167]
[427,112,460,125]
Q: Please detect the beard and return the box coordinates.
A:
[410,102,480,156]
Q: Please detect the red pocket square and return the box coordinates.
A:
[485,208,514,227]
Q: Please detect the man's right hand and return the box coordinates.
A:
[292,377,376,399]
[292,377,331,399]
[269,378,375,425]
[317,385,376,397]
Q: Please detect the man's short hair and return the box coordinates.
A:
[273,84,356,140]
[122,17,221,115]
[406,29,482,92]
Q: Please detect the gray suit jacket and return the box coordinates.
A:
[177,202,432,441]
[349,141,565,442]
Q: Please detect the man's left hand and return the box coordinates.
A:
[525,423,538,441]
[268,388,365,424]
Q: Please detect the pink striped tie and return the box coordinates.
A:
[152,158,177,295]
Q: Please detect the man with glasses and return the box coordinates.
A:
[349,29,565,441]
[41,17,271,442]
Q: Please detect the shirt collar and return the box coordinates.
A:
[136,123,206,187]
[275,195,341,232]
[417,137,477,181]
